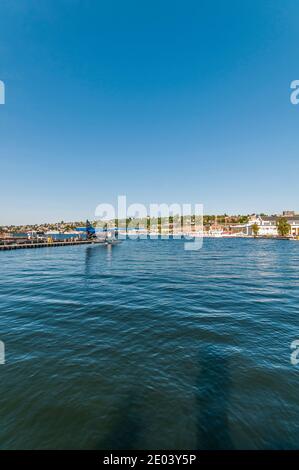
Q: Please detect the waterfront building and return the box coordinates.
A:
[232,213,299,237]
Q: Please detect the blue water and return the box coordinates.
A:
[0,238,298,449]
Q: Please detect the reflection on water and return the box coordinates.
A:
[106,244,113,266]
[0,238,298,449]
[85,244,115,276]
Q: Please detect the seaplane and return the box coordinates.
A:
[76,220,121,246]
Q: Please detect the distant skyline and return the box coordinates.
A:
[1,1,299,225]
[2,209,299,228]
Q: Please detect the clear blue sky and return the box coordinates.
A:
[1,0,299,224]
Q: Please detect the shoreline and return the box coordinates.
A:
[0,235,295,252]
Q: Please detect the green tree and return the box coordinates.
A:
[238,215,249,224]
[252,223,259,237]
[277,218,291,237]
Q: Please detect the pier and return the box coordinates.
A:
[0,240,98,251]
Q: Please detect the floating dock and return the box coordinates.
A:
[0,240,99,251]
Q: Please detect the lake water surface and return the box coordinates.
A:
[0,238,298,449]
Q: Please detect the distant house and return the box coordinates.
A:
[232,214,299,237]
[283,216,299,236]
[283,211,295,217]
[257,216,279,236]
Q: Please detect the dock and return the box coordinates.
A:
[0,240,99,251]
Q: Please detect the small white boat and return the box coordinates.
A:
[27,230,46,240]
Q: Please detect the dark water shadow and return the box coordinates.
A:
[196,348,234,449]
[95,395,142,450]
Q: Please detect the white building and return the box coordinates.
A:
[286,216,299,237]
[233,214,299,237]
